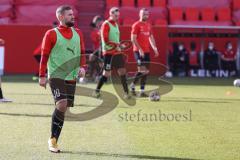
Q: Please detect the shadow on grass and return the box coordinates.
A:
[162,100,230,104]
[61,151,200,160]
[6,102,100,108]
[2,75,236,86]
[164,77,235,86]
[0,112,51,118]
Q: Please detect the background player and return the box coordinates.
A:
[0,38,12,103]
[0,78,12,102]
[39,5,86,153]
[130,8,159,97]
[87,15,104,82]
[32,22,58,78]
[93,7,130,99]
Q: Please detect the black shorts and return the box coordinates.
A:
[134,51,150,67]
[49,78,76,107]
[103,54,126,71]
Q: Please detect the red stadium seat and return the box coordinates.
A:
[137,0,151,7]
[233,0,240,10]
[172,21,232,26]
[201,8,215,21]
[14,0,78,5]
[106,0,119,8]
[168,0,229,8]
[153,0,166,7]
[185,8,200,21]
[0,4,13,18]
[169,7,183,24]
[14,5,78,25]
[120,7,138,20]
[233,10,240,25]
[235,21,240,26]
[0,1,14,24]
[122,18,135,26]
[153,19,168,25]
[121,0,135,7]
[0,17,11,24]
[217,7,231,21]
[0,0,13,5]
[149,7,167,22]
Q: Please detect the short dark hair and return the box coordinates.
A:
[56,5,72,17]
[90,15,103,28]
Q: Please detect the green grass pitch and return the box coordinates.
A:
[0,76,240,160]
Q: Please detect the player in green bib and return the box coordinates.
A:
[39,5,86,153]
[93,7,131,99]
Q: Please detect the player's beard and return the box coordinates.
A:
[65,20,74,27]
[143,16,149,21]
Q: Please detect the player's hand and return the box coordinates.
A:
[139,49,144,58]
[78,67,86,78]
[116,46,121,52]
[99,62,104,68]
[39,77,47,89]
[153,48,159,57]
[0,39,4,45]
[180,56,185,61]
[119,43,126,50]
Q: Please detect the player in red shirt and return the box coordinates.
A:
[88,15,104,81]
[221,42,237,75]
[38,5,86,153]
[33,22,58,77]
[130,8,159,97]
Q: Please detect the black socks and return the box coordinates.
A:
[96,75,108,92]
[0,88,3,99]
[51,108,65,141]
[133,72,143,84]
[120,75,129,94]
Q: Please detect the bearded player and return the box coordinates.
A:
[39,5,86,153]
[93,7,130,99]
[130,8,159,97]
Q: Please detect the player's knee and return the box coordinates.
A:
[89,54,96,61]
[103,70,111,77]
[139,67,148,74]
[117,68,126,75]
[56,99,68,112]
[142,70,149,75]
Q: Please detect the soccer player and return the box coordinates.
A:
[0,38,12,103]
[93,7,130,99]
[130,8,159,97]
[87,15,104,82]
[39,5,86,153]
[0,78,12,103]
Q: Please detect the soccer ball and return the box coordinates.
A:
[165,71,173,78]
[79,77,87,84]
[233,79,240,87]
[149,91,161,101]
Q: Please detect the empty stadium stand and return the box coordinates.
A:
[0,0,14,24]
[1,0,237,27]
[168,0,232,26]
[137,0,151,7]
[153,0,166,8]
[121,0,135,7]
